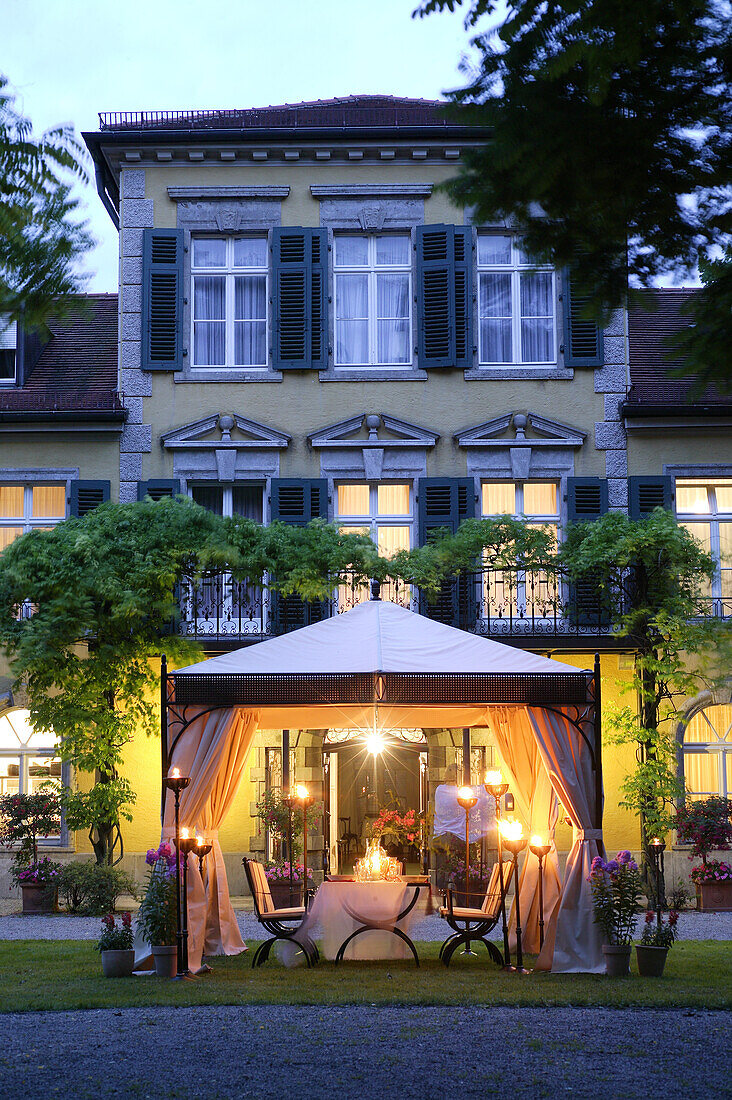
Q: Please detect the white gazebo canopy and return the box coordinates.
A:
[157,599,606,974]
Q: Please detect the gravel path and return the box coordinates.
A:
[0,1004,728,1099]
[1,906,730,942]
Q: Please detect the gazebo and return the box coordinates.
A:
[159,598,606,973]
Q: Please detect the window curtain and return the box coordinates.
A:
[193,276,225,364]
[376,273,409,363]
[520,272,553,362]
[525,706,606,973]
[134,706,260,974]
[484,706,561,955]
[336,275,368,364]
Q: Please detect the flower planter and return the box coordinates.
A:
[151,944,178,978]
[636,945,669,977]
[696,881,732,912]
[21,884,56,914]
[101,949,135,978]
[269,881,304,908]
[602,944,631,977]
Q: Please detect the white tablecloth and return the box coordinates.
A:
[296,880,426,962]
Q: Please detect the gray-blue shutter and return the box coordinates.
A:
[141,229,184,371]
[272,228,327,370]
[137,479,181,502]
[418,478,476,626]
[562,269,604,368]
[70,480,110,517]
[565,477,610,625]
[416,225,473,369]
[628,476,674,520]
[270,478,330,631]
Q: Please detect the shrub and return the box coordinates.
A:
[676,796,732,863]
[136,843,179,947]
[58,860,138,915]
[588,850,643,946]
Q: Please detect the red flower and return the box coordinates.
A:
[669,911,679,926]
[644,910,654,923]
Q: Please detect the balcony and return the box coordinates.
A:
[177,569,731,651]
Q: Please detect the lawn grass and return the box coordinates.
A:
[1,940,730,1013]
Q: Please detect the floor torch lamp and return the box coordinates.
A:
[529,836,551,950]
[457,786,479,956]
[500,819,529,974]
[296,784,314,907]
[164,766,190,979]
[174,828,199,980]
[484,770,511,967]
[650,837,666,925]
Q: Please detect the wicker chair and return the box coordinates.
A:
[243,857,318,969]
[438,859,514,967]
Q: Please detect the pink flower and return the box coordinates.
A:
[645,910,654,923]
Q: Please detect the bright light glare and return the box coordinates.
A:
[500,819,523,841]
[530,835,544,848]
[365,733,386,756]
[485,769,503,786]
[458,786,475,801]
[295,784,309,800]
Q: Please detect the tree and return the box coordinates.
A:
[0,74,93,330]
[559,508,732,888]
[415,0,732,387]
[0,497,226,864]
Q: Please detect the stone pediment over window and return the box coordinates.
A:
[455,412,585,481]
[161,413,290,482]
[309,413,438,480]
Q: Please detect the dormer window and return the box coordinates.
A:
[0,318,17,383]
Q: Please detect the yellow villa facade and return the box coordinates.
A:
[1,97,730,898]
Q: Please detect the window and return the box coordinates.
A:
[0,710,63,843]
[189,483,263,521]
[477,235,555,365]
[191,237,268,367]
[336,482,413,606]
[0,483,66,551]
[681,703,732,799]
[334,235,411,366]
[676,478,732,609]
[0,318,16,383]
[481,481,559,617]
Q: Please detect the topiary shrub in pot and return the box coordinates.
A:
[676,797,732,911]
[635,909,679,977]
[97,912,135,977]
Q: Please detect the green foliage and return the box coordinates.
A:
[415,0,731,386]
[0,74,93,329]
[675,796,732,862]
[589,852,643,946]
[58,860,138,916]
[560,509,732,848]
[137,859,179,947]
[0,789,61,873]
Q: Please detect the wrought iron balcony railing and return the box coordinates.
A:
[176,568,731,646]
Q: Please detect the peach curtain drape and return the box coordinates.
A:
[526,706,606,973]
[485,706,561,955]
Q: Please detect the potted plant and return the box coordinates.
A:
[636,909,679,977]
[265,861,314,908]
[676,796,732,911]
[588,850,642,976]
[136,842,180,977]
[255,789,319,862]
[0,790,62,913]
[96,912,135,977]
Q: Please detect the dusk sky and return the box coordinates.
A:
[3,0,477,292]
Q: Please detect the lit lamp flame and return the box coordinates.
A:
[458,785,474,801]
[180,827,189,840]
[499,819,523,843]
[295,784,309,800]
[531,835,544,848]
[170,767,180,779]
[485,769,503,787]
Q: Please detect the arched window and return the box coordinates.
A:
[681,703,732,799]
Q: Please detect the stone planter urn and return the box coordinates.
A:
[635,945,669,977]
[21,884,56,914]
[697,881,732,912]
[602,944,632,977]
[101,949,135,978]
[151,944,178,978]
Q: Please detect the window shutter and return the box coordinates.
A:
[416,225,472,369]
[272,228,327,370]
[137,479,181,502]
[270,478,330,631]
[70,480,110,517]
[418,477,476,627]
[566,478,609,523]
[141,229,184,371]
[628,476,673,520]
[562,269,604,368]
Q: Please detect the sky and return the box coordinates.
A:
[3,0,478,293]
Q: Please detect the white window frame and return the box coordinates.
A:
[477,235,556,367]
[681,705,732,800]
[0,318,17,384]
[0,710,67,845]
[0,482,67,548]
[480,479,560,619]
[190,236,268,369]
[675,477,732,610]
[335,480,414,607]
[333,234,412,368]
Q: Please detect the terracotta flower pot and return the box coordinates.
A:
[635,945,668,977]
[152,944,178,978]
[602,944,631,977]
[21,884,56,914]
[101,949,135,978]
[697,881,732,912]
